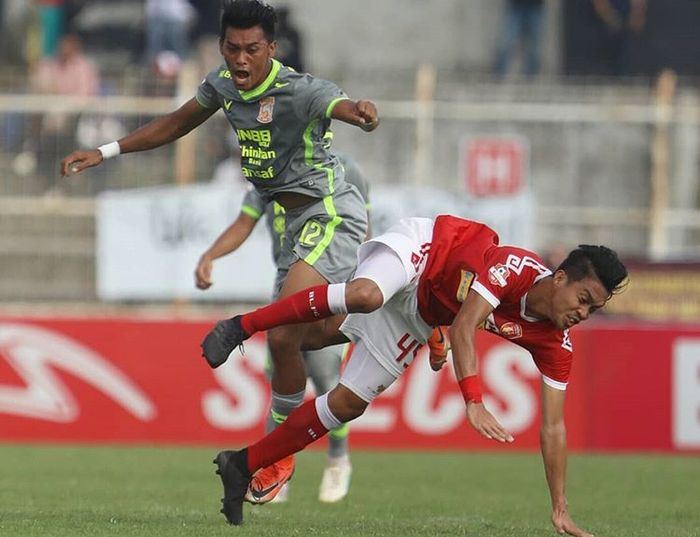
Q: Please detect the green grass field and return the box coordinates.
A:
[0,445,697,537]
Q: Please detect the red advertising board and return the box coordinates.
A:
[0,316,698,452]
[463,138,527,197]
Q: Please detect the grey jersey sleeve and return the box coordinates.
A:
[195,70,222,110]
[241,188,266,220]
[293,75,349,121]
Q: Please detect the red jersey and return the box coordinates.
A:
[417,215,573,388]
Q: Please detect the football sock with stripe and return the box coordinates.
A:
[240,283,347,335]
[247,397,335,474]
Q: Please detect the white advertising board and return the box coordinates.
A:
[97,183,276,302]
[97,183,533,302]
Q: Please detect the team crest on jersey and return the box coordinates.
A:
[488,263,511,288]
[257,96,275,123]
[499,322,522,340]
[456,269,475,302]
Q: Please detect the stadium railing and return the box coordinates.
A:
[1,66,700,301]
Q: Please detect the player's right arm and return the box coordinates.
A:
[60,98,217,176]
[449,290,513,443]
[540,381,593,537]
[330,98,379,132]
[195,212,258,290]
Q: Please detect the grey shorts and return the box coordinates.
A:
[272,182,368,296]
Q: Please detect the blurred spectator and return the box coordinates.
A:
[150,50,183,97]
[37,0,65,57]
[30,33,99,190]
[0,1,33,65]
[190,0,221,77]
[543,244,568,271]
[145,0,195,63]
[274,6,304,72]
[591,0,647,76]
[493,0,545,78]
[64,0,86,33]
[67,0,144,67]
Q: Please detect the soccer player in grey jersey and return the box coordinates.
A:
[195,153,370,504]
[59,0,378,506]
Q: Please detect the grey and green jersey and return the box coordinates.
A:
[196,59,350,202]
[241,153,371,265]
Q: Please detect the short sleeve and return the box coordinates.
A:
[195,76,221,110]
[241,188,266,220]
[533,334,573,390]
[294,75,348,121]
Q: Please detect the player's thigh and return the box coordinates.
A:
[340,295,432,378]
[336,339,400,405]
[285,186,367,285]
[277,258,328,298]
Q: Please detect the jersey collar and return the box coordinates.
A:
[238,59,281,101]
[520,271,553,322]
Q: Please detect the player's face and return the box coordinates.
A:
[220,26,277,91]
[550,271,609,330]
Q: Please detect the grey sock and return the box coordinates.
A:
[267,389,306,432]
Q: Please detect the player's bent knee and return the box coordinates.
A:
[327,385,368,422]
[345,279,384,314]
[267,325,304,353]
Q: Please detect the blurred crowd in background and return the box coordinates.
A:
[0,0,310,194]
[0,0,305,84]
[3,0,700,197]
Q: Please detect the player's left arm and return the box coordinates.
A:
[330,99,380,132]
[450,290,513,443]
[194,212,258,290]
[540,381,593,537]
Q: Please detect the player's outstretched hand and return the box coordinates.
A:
[195,255,214,290]
[466,402,514,443]
[354,100,379,132]
[551,506,593,537]
[61,149,103,176]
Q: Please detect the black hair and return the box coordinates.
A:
[220,0,277,42]
[557,245,628,297]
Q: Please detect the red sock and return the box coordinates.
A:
[240,285,332,335]
[247,399,329,473]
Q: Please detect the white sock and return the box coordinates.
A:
[327,283,348,315]
[315,392,343,430]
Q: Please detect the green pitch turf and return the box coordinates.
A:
[0,445,697,537]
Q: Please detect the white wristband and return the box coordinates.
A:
[98,141,121,159]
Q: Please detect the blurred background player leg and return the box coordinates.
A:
[258,343,352,504]
[305,345,352,503]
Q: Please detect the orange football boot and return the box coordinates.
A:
[427,326,450,371]
[244,455,295,504]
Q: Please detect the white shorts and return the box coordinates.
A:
[339,340,402,403]
[340,217,435,378]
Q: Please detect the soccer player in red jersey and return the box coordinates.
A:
[205,215,627,534]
